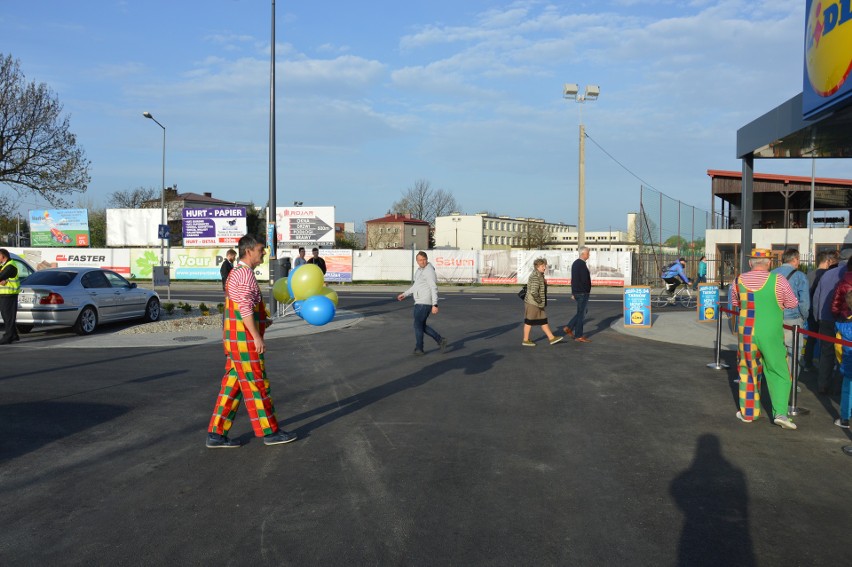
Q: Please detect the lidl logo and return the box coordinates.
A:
[805,0,852,96]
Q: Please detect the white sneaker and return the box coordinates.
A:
[735,411,753,423]
[773,415,797,430]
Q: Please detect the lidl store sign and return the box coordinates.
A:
[803,0,852,118]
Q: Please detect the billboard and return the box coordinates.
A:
[106,209,163,247]
[274,206,335,248]
[29,209,90,247]
[182,207,247,246]
[803,0,852,118]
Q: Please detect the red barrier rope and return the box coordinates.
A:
[719,306,852,347]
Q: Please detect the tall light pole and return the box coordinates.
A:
[142,111,166,267]
[563,84,600,249]
[268,0,279,313]
[452,216,461,248]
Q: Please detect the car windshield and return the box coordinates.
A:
[22,271,77,287]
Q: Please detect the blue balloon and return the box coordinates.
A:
[300,295,336,326]
[287,264,302,298]
[292,300,304,318]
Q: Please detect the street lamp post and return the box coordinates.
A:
[142,111,166,267]
[452,216,461,248]
[563,84,600,249]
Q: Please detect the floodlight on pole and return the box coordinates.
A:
[142,111,166,267]
[563,83,600,249]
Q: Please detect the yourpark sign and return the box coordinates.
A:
[803,0,852,118]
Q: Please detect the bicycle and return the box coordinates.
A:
[652,283,695,309]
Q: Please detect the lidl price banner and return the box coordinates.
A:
[698,284,719,322]
[623,286,651,328]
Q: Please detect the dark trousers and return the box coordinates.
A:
[817,319,837,393]
[413,304,441,351]
[692,275,707,290]
[664,277,681,296]
[567,293,590,338]
[803,314,818,367]
[0,294,18,343]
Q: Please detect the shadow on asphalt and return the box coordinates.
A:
[0,345,198,382]
[670,434,755,566]
[283,348,502,439]
[0,401,130,463]
[448,321,519,350]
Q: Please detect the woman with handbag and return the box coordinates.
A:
[522,258,564,347]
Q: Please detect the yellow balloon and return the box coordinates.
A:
[290,264,325,300]
[272,278,292,303]
[319,286,338,307]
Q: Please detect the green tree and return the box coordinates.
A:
[76,197,105,247]
[335,231,360,249]
[664,235,688,248]
[0,54,90,206]
[247,204,265,239]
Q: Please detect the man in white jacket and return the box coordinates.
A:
[397,251,448,355]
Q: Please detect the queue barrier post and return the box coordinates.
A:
[788,324,810,417]
[707,304,730,370]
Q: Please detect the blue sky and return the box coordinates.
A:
[2,0,845,232]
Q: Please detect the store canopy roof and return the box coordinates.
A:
[737,93,852,160]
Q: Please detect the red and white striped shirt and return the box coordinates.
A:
[730,270,798,309]
[226,262,261,320]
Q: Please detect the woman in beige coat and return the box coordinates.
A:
[522,258,564,347]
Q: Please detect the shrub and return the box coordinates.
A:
[217,303,225,314]
[181,302,193,314]
[163,302,175,315]
[199,302,210,315]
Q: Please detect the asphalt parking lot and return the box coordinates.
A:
[1,287,849,566]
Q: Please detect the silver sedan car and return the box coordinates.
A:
[16,267,161,335]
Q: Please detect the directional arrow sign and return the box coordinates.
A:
[288,217,333,241]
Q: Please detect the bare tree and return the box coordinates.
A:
[514,221,551,249]
[0,54,90,206]
[107,186,159,209]
[391,179,460,225]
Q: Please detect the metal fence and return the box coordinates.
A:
[631,252,818,288]
[635,185,725,285]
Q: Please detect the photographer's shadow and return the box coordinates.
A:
[670,434,754,566]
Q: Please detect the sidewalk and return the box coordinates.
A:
[610,309,737,351]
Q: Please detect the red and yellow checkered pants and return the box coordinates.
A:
[208,298,278,437]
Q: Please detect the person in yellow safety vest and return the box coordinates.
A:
[0,248,21,344]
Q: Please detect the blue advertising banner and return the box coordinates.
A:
[698,284,719,322]
[623,286,651,328]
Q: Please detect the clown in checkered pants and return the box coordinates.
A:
[730,249,800,430]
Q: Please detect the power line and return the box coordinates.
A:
[583,132,658,191]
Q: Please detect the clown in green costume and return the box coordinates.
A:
[731,249,800,430]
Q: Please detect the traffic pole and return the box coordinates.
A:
[788,324,810,416]
[707,305,729,370]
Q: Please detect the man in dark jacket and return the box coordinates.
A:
[219,249,236,290]
[307,247,327,274]
[563,246,592,343]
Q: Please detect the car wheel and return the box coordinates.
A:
[143,297,161,322]
[73,306,98,335]
[16,324,33,334]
